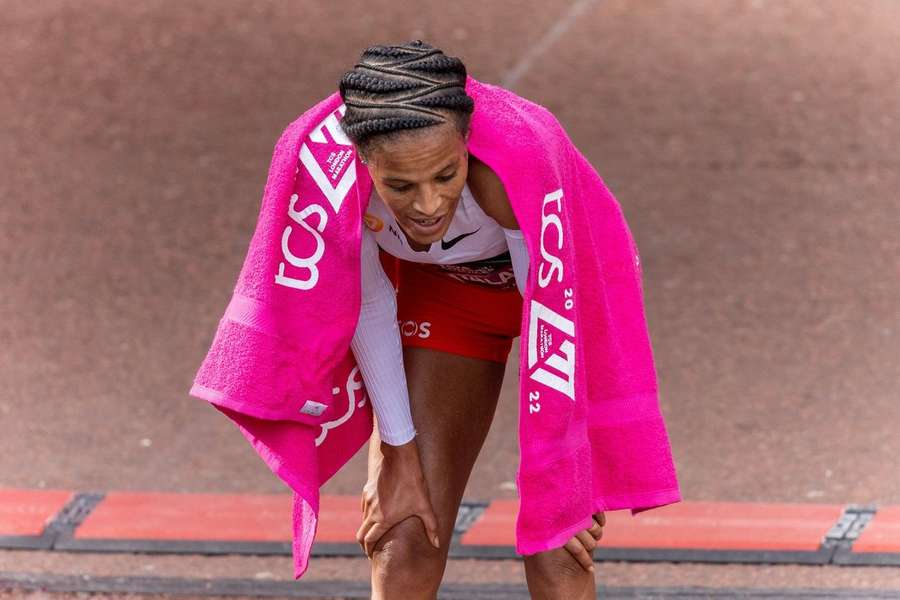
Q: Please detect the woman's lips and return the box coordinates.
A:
[407,213,446,235]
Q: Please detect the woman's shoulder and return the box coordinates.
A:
[466,155,519,229]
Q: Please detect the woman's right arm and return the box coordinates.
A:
[350,226,441,556]
[350,226,416,445]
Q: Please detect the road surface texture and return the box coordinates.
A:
[1,0,898,596]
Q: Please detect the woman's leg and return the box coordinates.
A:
[369,346,506,600]
[522,546,597,599]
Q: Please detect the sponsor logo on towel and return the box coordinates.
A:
[527,300,575,402]
[527,189,576,408]
[315,365,367,447]
[275,105,357,291]
[537,189,565,288]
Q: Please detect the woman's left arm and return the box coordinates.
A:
[471,156,602,568]
[469,158,529,294]
[467,157,519,229]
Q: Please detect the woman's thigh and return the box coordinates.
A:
[371,345,507,554]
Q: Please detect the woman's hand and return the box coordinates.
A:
[563,511,605,572]
[356,438,441,558]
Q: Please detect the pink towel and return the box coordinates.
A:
[190,76,681,579]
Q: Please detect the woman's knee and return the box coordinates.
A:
[371,517,447,589]
[523,546,595,599]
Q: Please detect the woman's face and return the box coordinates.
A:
[361,122,469,247]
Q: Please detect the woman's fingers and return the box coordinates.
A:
[363,522,388,558]
[355,517,372,552]
[562,525,599,573]
[563,536,595,572]
[587,511,606,541]
[356,521,371,550]
[576,529,597,552]
[417,503,441,548]
[587,518,603,541]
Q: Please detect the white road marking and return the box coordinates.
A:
[501,0,600,90]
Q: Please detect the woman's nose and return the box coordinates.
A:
[412,187,443,216]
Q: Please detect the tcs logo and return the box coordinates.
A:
[527,188,576,407]
[399,320,431,339]
[538,189,564,288]
[274,105,358,291]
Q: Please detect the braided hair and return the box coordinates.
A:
[338,40,475,157]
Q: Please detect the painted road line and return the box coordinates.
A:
[501,0,600,90]
[459,499,845,564]
[2,488,895,566]
[313,495,364,542]
[56,492,359,555]
[0,487,75,549]
[72,490,292,541]
[836,505,900,566]
[55,489,290,554]
[851,506,900,552]
[315,500,490,558]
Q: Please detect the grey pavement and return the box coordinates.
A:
[1,0,898,594]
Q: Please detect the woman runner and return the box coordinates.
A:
[342,40,606,599]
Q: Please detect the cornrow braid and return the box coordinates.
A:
[340,116,435,143]
[338,40,474,156]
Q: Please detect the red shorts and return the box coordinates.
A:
[379,250,524,364]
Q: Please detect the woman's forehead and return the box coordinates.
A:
[369,125,464,177]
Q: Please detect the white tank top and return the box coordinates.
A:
[363,182,509,264]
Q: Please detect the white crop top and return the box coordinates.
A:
[350,183,529,445]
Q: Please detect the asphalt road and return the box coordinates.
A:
[1,0,899,593]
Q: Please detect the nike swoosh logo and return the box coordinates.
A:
[441,228,481,251]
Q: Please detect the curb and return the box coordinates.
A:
[1,488,899,567]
